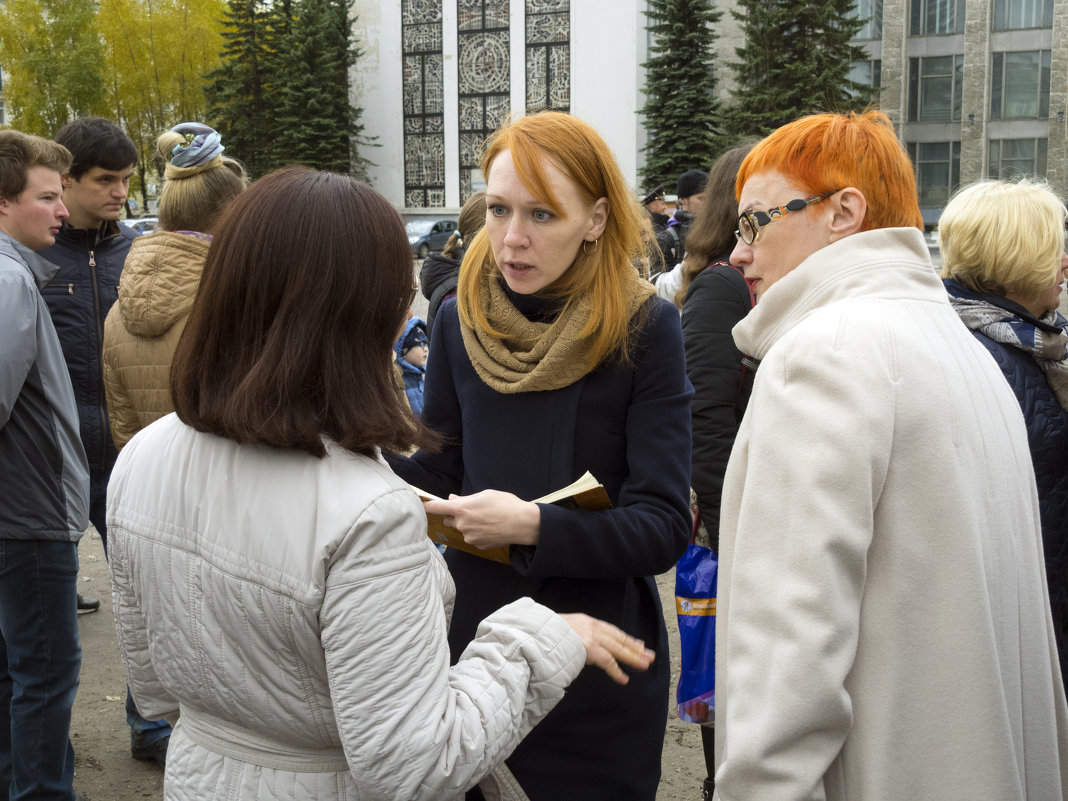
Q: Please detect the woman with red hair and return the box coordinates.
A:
[389,111,692,800]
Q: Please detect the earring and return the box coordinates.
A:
[582,238,599,254]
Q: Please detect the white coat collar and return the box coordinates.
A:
[732,227,944,360]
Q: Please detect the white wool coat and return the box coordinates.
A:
[713,228,1068,801]
[107,414,585,800]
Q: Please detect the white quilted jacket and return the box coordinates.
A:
[107,414,585,800]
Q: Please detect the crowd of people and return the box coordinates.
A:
[0,106,1066,801]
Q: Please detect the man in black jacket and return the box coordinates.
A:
[655,169,707,270]
[40,117,172,768]
[41,118,136,587]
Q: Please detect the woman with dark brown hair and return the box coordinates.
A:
[105,167,653,801]
[676,142,755,800]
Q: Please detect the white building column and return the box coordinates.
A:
[349,0,405,203]
[570,0,644,190]
[444,0,461,208]
[511,0,527,119]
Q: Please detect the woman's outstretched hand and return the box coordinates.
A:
[558,613,655,685]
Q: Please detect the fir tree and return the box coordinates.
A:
[640,0,724,191]
[204,0,274,178]
[275,0,372,177]
[727,0,871,138]
[206,0,372,178]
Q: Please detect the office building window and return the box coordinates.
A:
[993,0,1053,30]
[989,138,1048,178]
[910,0,965,35]
[458,0,510,201]
[991,51,1050,119]
[402,0,446,208]
[848,59,882,102]
[910,141,960,207]
[854,0,883,39]
[526,0,570,114]
[908,55,963,122]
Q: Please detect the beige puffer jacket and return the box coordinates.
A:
[102,231,208,449]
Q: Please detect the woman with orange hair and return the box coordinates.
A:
[388,111,692,800]
[713,110,1068,799]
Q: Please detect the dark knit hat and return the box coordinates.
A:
[676,169,708,199]
[401,324,429,354]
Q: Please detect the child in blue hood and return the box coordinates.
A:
[394,318,429,416]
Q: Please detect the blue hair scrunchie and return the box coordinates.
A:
[169,122,224,168]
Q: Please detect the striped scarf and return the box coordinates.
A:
[949,295,1068,411]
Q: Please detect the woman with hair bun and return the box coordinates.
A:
[103,122,247,449]
[388,110,692,800]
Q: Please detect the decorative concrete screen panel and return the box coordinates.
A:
[403,0,446,208]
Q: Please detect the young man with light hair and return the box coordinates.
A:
[0,129,89,801]
[713,110,1068,800]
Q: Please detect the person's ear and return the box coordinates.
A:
[587,197,609,241]
[827,187,867,242]
[61,174,73,190]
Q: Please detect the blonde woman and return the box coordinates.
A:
[103,123,246,449]
[939,178,1068,684]
[388,111,692,800]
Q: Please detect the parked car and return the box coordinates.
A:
[406,218,456,258]
[125,216,159,235]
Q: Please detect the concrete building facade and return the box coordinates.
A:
[854,0,1067,224]
[350,0,651,216]
[350,0,1068,224]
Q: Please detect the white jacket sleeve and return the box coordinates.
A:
[107,511,181,720]
[655,263,684,306]
[321,488,585,800]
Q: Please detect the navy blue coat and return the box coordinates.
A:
[388,293,692,801]
[40,221,136,476]
[945,279,1068,679]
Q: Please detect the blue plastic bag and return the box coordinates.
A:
[675,542,717,723]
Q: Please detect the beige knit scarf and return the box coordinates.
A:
[460,266,654,393]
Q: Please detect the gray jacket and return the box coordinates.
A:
[0,233,89,541]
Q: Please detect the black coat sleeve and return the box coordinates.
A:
[681,264,753,551]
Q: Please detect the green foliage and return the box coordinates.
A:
[205,0,372,179]
[205,0,272,177]
[727,0,872,138]
[98,0,227,211]
[0,0,227,208]
[0,0,108,135]
[640,0,725,191]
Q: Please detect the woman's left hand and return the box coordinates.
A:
[423,490,541,549]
